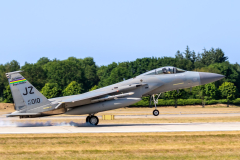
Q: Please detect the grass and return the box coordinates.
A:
[0,132,240,159]
[1,104,240,159]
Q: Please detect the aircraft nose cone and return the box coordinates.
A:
[199,72,225,85]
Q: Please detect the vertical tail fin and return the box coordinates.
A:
[6,71,50,111]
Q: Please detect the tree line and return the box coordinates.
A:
[0,46,239,106]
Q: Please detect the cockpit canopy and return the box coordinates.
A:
[143,66,186,76]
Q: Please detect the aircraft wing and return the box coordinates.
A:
[54,83,147,108]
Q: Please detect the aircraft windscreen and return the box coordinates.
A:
[145,67,186,75]
[176,68,186,73]
[157,67,173,74]
[146,71,156,75]
[146,68,173,75]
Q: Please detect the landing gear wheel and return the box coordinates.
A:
[86,116,90,123]
[89,116,99,125]
[153,109,159,116]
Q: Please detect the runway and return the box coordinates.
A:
[1,122,240,134]
[2,113,240,120]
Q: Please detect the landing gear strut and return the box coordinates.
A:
[150,93,161,116]
[86,115,99,125]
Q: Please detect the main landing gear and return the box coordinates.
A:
[150,93,161,116]
[86,115,99,125]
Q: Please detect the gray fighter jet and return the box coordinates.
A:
[5,66,224,125]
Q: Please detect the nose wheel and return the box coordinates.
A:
[86,115,99,125]
[153,109,159,116]
[151,93,161,116]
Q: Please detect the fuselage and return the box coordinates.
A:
[64,67,223,115]
[6,66,224,118]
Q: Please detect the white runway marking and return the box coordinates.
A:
[1,122,240,134]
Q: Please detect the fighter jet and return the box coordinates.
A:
[5,66,224,125]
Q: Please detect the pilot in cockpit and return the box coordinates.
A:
[144,67,185,76]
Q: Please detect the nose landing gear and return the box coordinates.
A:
[150,93,161,116]
[86,115,99,125]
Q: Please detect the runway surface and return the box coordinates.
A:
[1,112,240,134]
[1,122,240,134]
[2,113,240,120]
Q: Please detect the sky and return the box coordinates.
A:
[0,0,240,67]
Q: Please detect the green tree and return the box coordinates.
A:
[63,81,83,96]
[3,85,13,103]
[108,65,128,85]
[84,64,98,90]
[21,62,47,90]
[36,57,51,66]
[175,50,183,59]
[89,85,98,91]
[43,57,85,91]
[205,83,219,100]
[165,89,186,108]
[97,62,118,87]
[219,82,237,107]
[0,65,7,98]
[4,60,20,72]
[194,53,205,69]
[83,57,99,90]
[234,63,240,72]
[41,83,61,99]
[184,46,192,61]
[209,62,240,92]
[214,48,228,63]
[0,60,21,98]
[200,48,228,66]
[192,85,207,108]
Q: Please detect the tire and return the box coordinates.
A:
[86,116,90,123]
[153,109,159,116]
[89,116,99,125]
